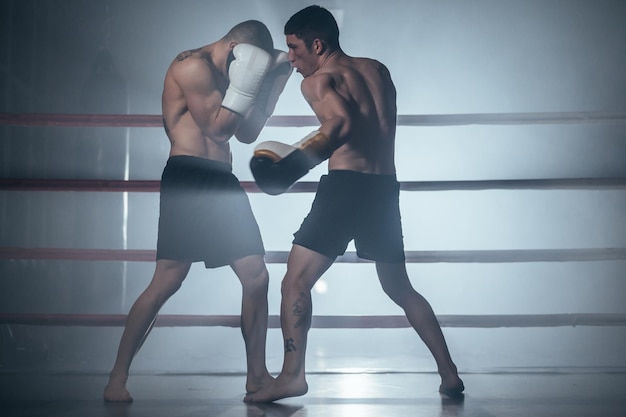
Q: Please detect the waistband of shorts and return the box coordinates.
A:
[166,155,233,173]
[326,169,397,182]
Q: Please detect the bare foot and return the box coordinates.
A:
[103,374,133,402]
[439,377,465,398]
[243,375,308,403]
[250,403,305,416]
[246,372,274,395]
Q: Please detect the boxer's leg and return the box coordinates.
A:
[231,254,272,394]
[104,259,190,402]
[376,261,464,397]
[245,245,333,403]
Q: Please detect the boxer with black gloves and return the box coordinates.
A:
[245,6,464,403]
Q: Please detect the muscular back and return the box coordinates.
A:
[303,55,397,175]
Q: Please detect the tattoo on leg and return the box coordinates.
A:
[292,292,311,329]
[285,338,297,353]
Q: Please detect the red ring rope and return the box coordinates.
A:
[1,178,626,192]
[1,111,626,128]
[1,247,625,263]
[0,313,624,328]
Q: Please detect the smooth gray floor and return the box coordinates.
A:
[1,369,625,417]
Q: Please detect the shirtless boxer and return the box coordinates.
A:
[103,20,292,402]
[245,6,464,402]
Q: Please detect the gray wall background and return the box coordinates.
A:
[0,0,625,374]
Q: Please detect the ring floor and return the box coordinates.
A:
[1,368,625,417]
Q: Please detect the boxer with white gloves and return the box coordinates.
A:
[221,43,273,116]
[250,129,335,195]
[104,20,276,403]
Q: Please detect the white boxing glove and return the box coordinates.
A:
[222,44,272,116]
[255,49,293,117]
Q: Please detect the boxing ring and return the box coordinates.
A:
[1,110,626,336]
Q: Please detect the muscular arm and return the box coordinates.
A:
[234,105,267,144]
[173,58,242,143]
[301,73,352,148]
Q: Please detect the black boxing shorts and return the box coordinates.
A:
[293,170,406,262]
[156,155,265,268]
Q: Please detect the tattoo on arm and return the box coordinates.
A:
[175,48,200,62]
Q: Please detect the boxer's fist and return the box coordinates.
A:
[222,44,272,115]
[250,130,333,195]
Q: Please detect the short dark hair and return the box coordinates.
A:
[284,5,339,50]
[225,20,273,53]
